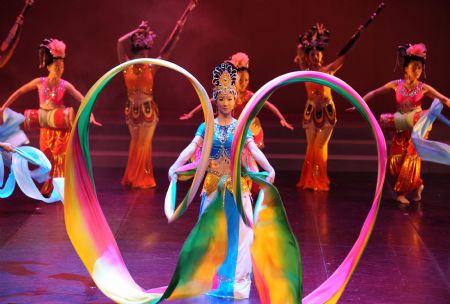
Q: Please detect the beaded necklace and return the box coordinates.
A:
[398,79,422,97]
[212,120,236,159]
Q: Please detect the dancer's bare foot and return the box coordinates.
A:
[396,195,410,205]
[412,185,424,202]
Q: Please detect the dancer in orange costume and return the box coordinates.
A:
[348,43,450,204]
[1,39,101,194]
[117,0,197,189]
[294,24,344,191]
[295,5,384,191]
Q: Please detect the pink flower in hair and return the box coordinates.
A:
[48,39,66,58]
[406,43,426,58]
[229,52,249,69]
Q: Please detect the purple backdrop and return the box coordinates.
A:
[0,0,449,120]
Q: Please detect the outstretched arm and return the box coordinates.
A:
[423,84,450,108]
[346,81,395,112]
[179,104,201,120]
[363,81,396,102]
[263,101,294,130]
[117,28,139,63]
[0,0,34,69]
[294,44,308,70]
[168,137,200,180]
[1,78,39,114]
[324,55,345,75]
[247,141,275,183]
[65,82,102,126]
[157,0,197,62]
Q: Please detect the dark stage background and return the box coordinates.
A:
[0,0,449,119]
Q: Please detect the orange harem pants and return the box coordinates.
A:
[389,131,423,195]
[40,127,70,195]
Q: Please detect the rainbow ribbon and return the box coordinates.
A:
[63,58,223,303]
[231,71,387,303]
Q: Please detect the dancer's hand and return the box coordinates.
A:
[266,170,275,183]
[138,20,150,30]
[0,142,15,152]
[316,23,326,34]
[168,167,177,182]
[179,112,193,120]
[25,0,34,6]
[89,114,102,126]
[280,119,294,130]
[345,106,357,113]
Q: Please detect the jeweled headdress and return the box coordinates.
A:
[212,62,237,100]
[38,38,66,68]
[298,24,331,53]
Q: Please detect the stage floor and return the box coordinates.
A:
[1,168,449,303]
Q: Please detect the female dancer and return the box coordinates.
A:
[294,23,345,191]
[348,43,449,204]
[1,38,101,194]
[118,0,197,189]
[169,62,275,299]
[0,0,34,68]
[295,4,384,191]
[180,52,294,148]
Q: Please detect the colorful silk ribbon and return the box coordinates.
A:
[412,99,450,165]
[63,58,222,303]
[231,71,387,303]
[1,145,61,202]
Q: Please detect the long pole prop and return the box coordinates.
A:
[337,2,385,57]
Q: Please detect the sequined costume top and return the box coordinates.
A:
[380,80,425,131]
[38,77,66,110]
[123,64,154,97]
[195,119,253,195]
[395,79,424,113]
[123,64,158,124]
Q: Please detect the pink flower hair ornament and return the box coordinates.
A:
[406,43,427,59]
[38,38,66,68]
[47,39,66,58]
[229,52,250,69]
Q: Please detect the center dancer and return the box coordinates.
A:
[169,62,275,299]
